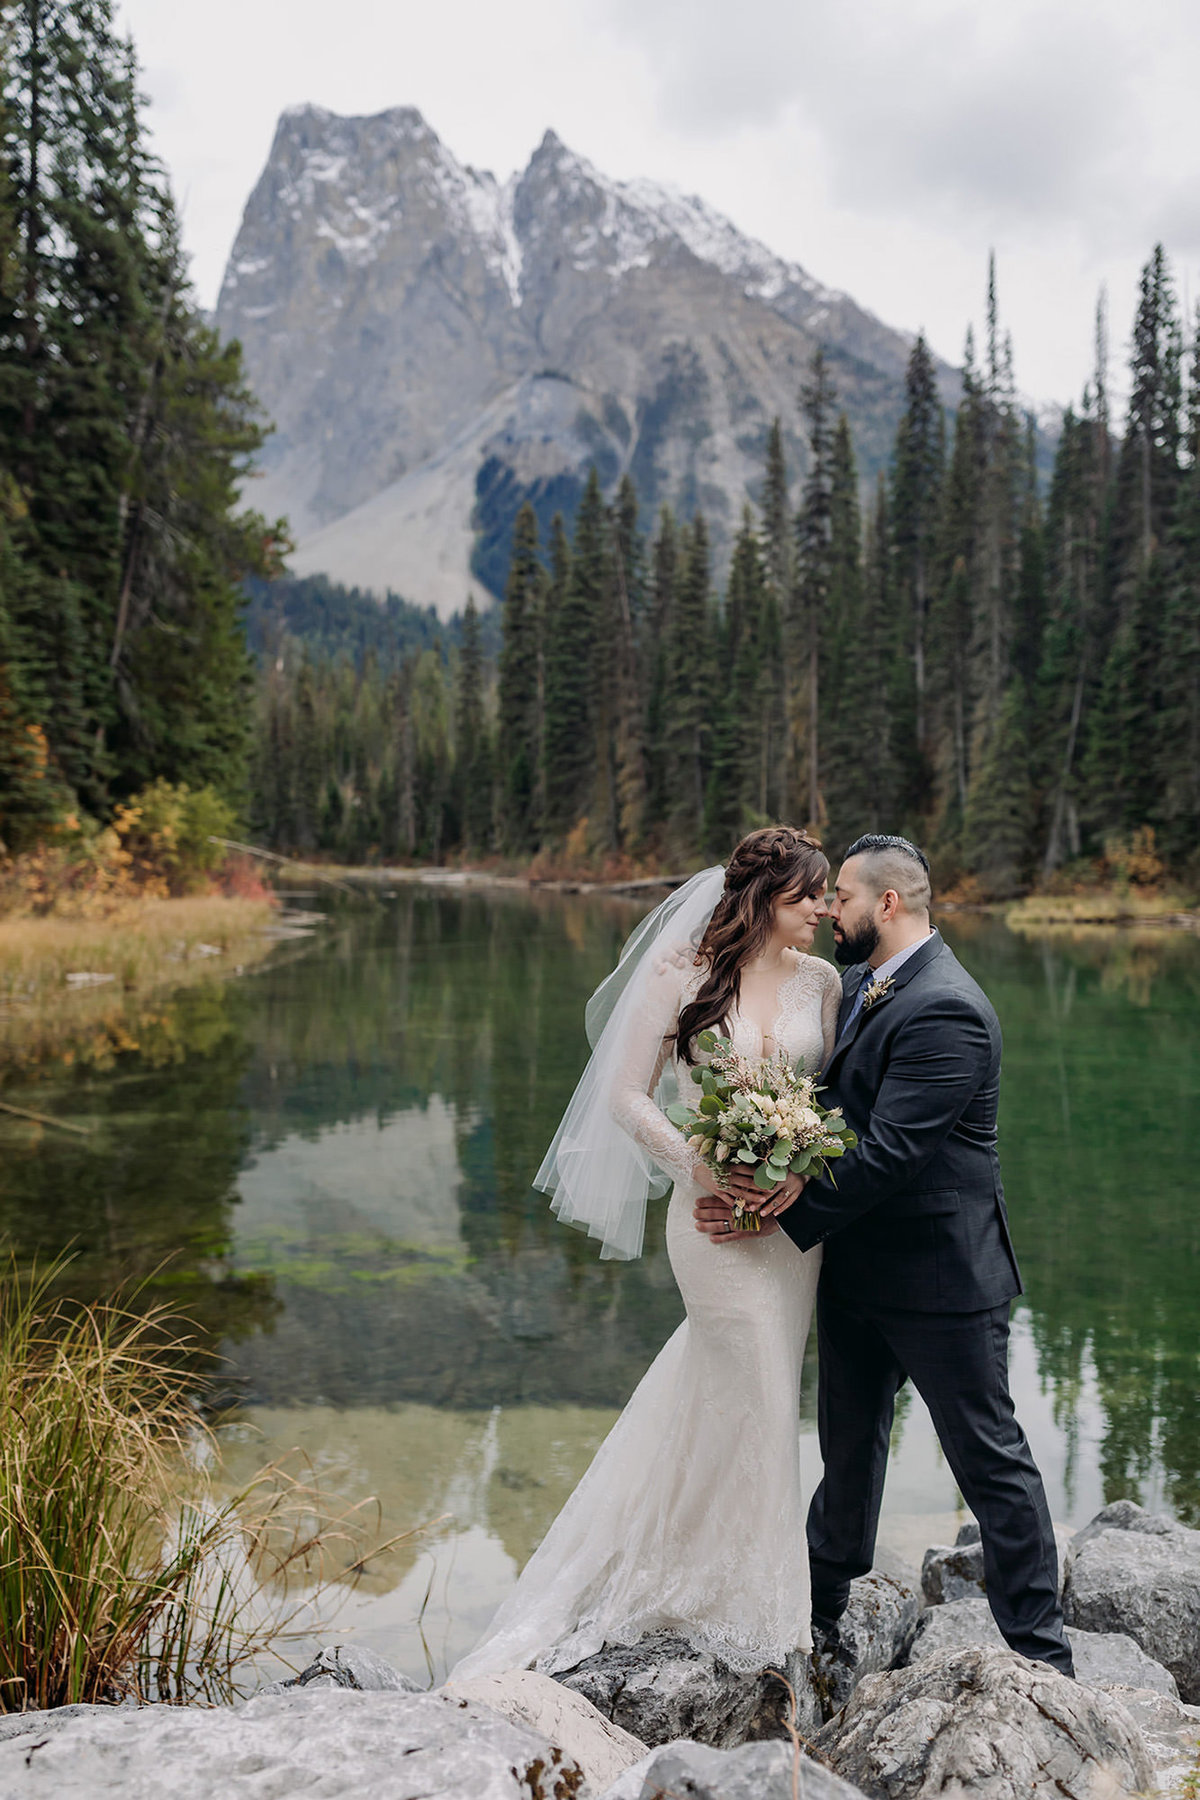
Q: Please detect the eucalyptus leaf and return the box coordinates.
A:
[736,1148,758,1163]
[772,1138,793,1162]
[753,1163,777,1191]
[691,1066,704,1085]
[699,1094,721,1117]
[666,1103,693,1127]
[697,1029,717,1051]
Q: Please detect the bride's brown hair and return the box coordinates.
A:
[674,825,829,1063]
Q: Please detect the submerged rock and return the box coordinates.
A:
[816,1645,1153,1800]
[1064,1504,1200,1702]
[257,1642,422,1694]
[554,1631,821,1749]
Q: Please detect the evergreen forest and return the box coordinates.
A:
[1,2,1197,897]
[252,253,1200,893]
[0,0,285,853]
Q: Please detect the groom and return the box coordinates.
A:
[694,833,1074,1676]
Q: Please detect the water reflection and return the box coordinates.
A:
[1,889,1198,1678]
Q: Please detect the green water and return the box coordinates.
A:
[2,888,1197,1680]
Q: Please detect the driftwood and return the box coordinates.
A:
[0,1098,91,1136]
[206,837,360,898]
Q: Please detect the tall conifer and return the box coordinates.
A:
[497,503,543,852]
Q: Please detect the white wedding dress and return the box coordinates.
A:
[452,945,840,1680]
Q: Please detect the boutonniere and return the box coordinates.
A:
[860,973,895,1012]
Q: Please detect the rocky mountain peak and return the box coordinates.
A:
[218,105,958,617]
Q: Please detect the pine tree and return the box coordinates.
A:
[292,648,323,852]
[665,515,712,849]
[761,417,792,601]
[891,332,944,761]
[0,2,281,827]
[543,470,604,839]
[496,503,543,852]
[1156,308,1200,863]
[820,415,864,846]
[643,506,677,834]
[1082,247,1184,837]
[455,595,492,855]
[961,679,1033,893]
[608,478,648,851]
[791,348,836,826]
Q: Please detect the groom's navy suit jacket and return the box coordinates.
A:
[779,930,1022,1313]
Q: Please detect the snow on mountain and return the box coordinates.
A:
[218,105,958,618]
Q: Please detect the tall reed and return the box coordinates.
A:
[0,1261,398,1710]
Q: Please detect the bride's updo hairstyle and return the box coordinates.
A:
[674,825,828,1063]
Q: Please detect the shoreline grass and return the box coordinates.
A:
[0,1259,414,1710]
[0,896,286,1078]
[0,895,278,1004]
[1005,888,1200,929]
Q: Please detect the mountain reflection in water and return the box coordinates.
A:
[1,887,1196,1680]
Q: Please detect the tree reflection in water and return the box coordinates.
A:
[2,891,1197,1528]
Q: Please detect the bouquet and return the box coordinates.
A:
[667,1030,857,1232]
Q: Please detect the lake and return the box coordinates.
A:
[1,883,1197,1684]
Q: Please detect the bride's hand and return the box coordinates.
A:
[693,1193,781,1242]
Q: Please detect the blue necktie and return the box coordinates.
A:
[837,971,871,1044]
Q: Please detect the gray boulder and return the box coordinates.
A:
[1064,1505,1200,1701]
[1099,1684,1200,1796]
[448,1669,647,1791]
[899,1596,1004,1664]
[900,1595,1180,1695]
[257,1642,422,1694]
[599,1737,868,1800]
[555,1631,821,1749]
[816,1645,1153,1800]
[0,1688,585,1799]
[1068,1499,1180,1556]
[812,1572,922,1719]
[921,1537,986,1605]
[921,1520,1071,1607]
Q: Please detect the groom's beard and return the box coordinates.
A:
[833,917,880,966]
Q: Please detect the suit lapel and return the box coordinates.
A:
[826,931,945,1072]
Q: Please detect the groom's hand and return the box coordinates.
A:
[725,1167,808,1218]
[693,1194,781,1242]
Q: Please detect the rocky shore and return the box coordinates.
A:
[1,1501,1197,1798]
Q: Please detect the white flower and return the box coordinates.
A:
[716,1142,731,1162]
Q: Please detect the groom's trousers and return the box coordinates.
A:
[806,1286,1074,1676]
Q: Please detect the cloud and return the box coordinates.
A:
[593,0,1193,254]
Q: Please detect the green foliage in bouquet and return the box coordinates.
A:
[667,1030,858,1200]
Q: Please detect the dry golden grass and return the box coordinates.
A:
[1005,888,1199,929]
[0,896,275,1006]
[0,1259,420,1709]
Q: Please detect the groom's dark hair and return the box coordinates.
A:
[844,835,932,913]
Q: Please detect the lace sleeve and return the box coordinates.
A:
[609,951,704,1190]
[820,961,841,1068]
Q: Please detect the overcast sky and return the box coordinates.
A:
[117,0,1200,409]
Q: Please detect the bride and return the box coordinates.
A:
[452,826,840,1680]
